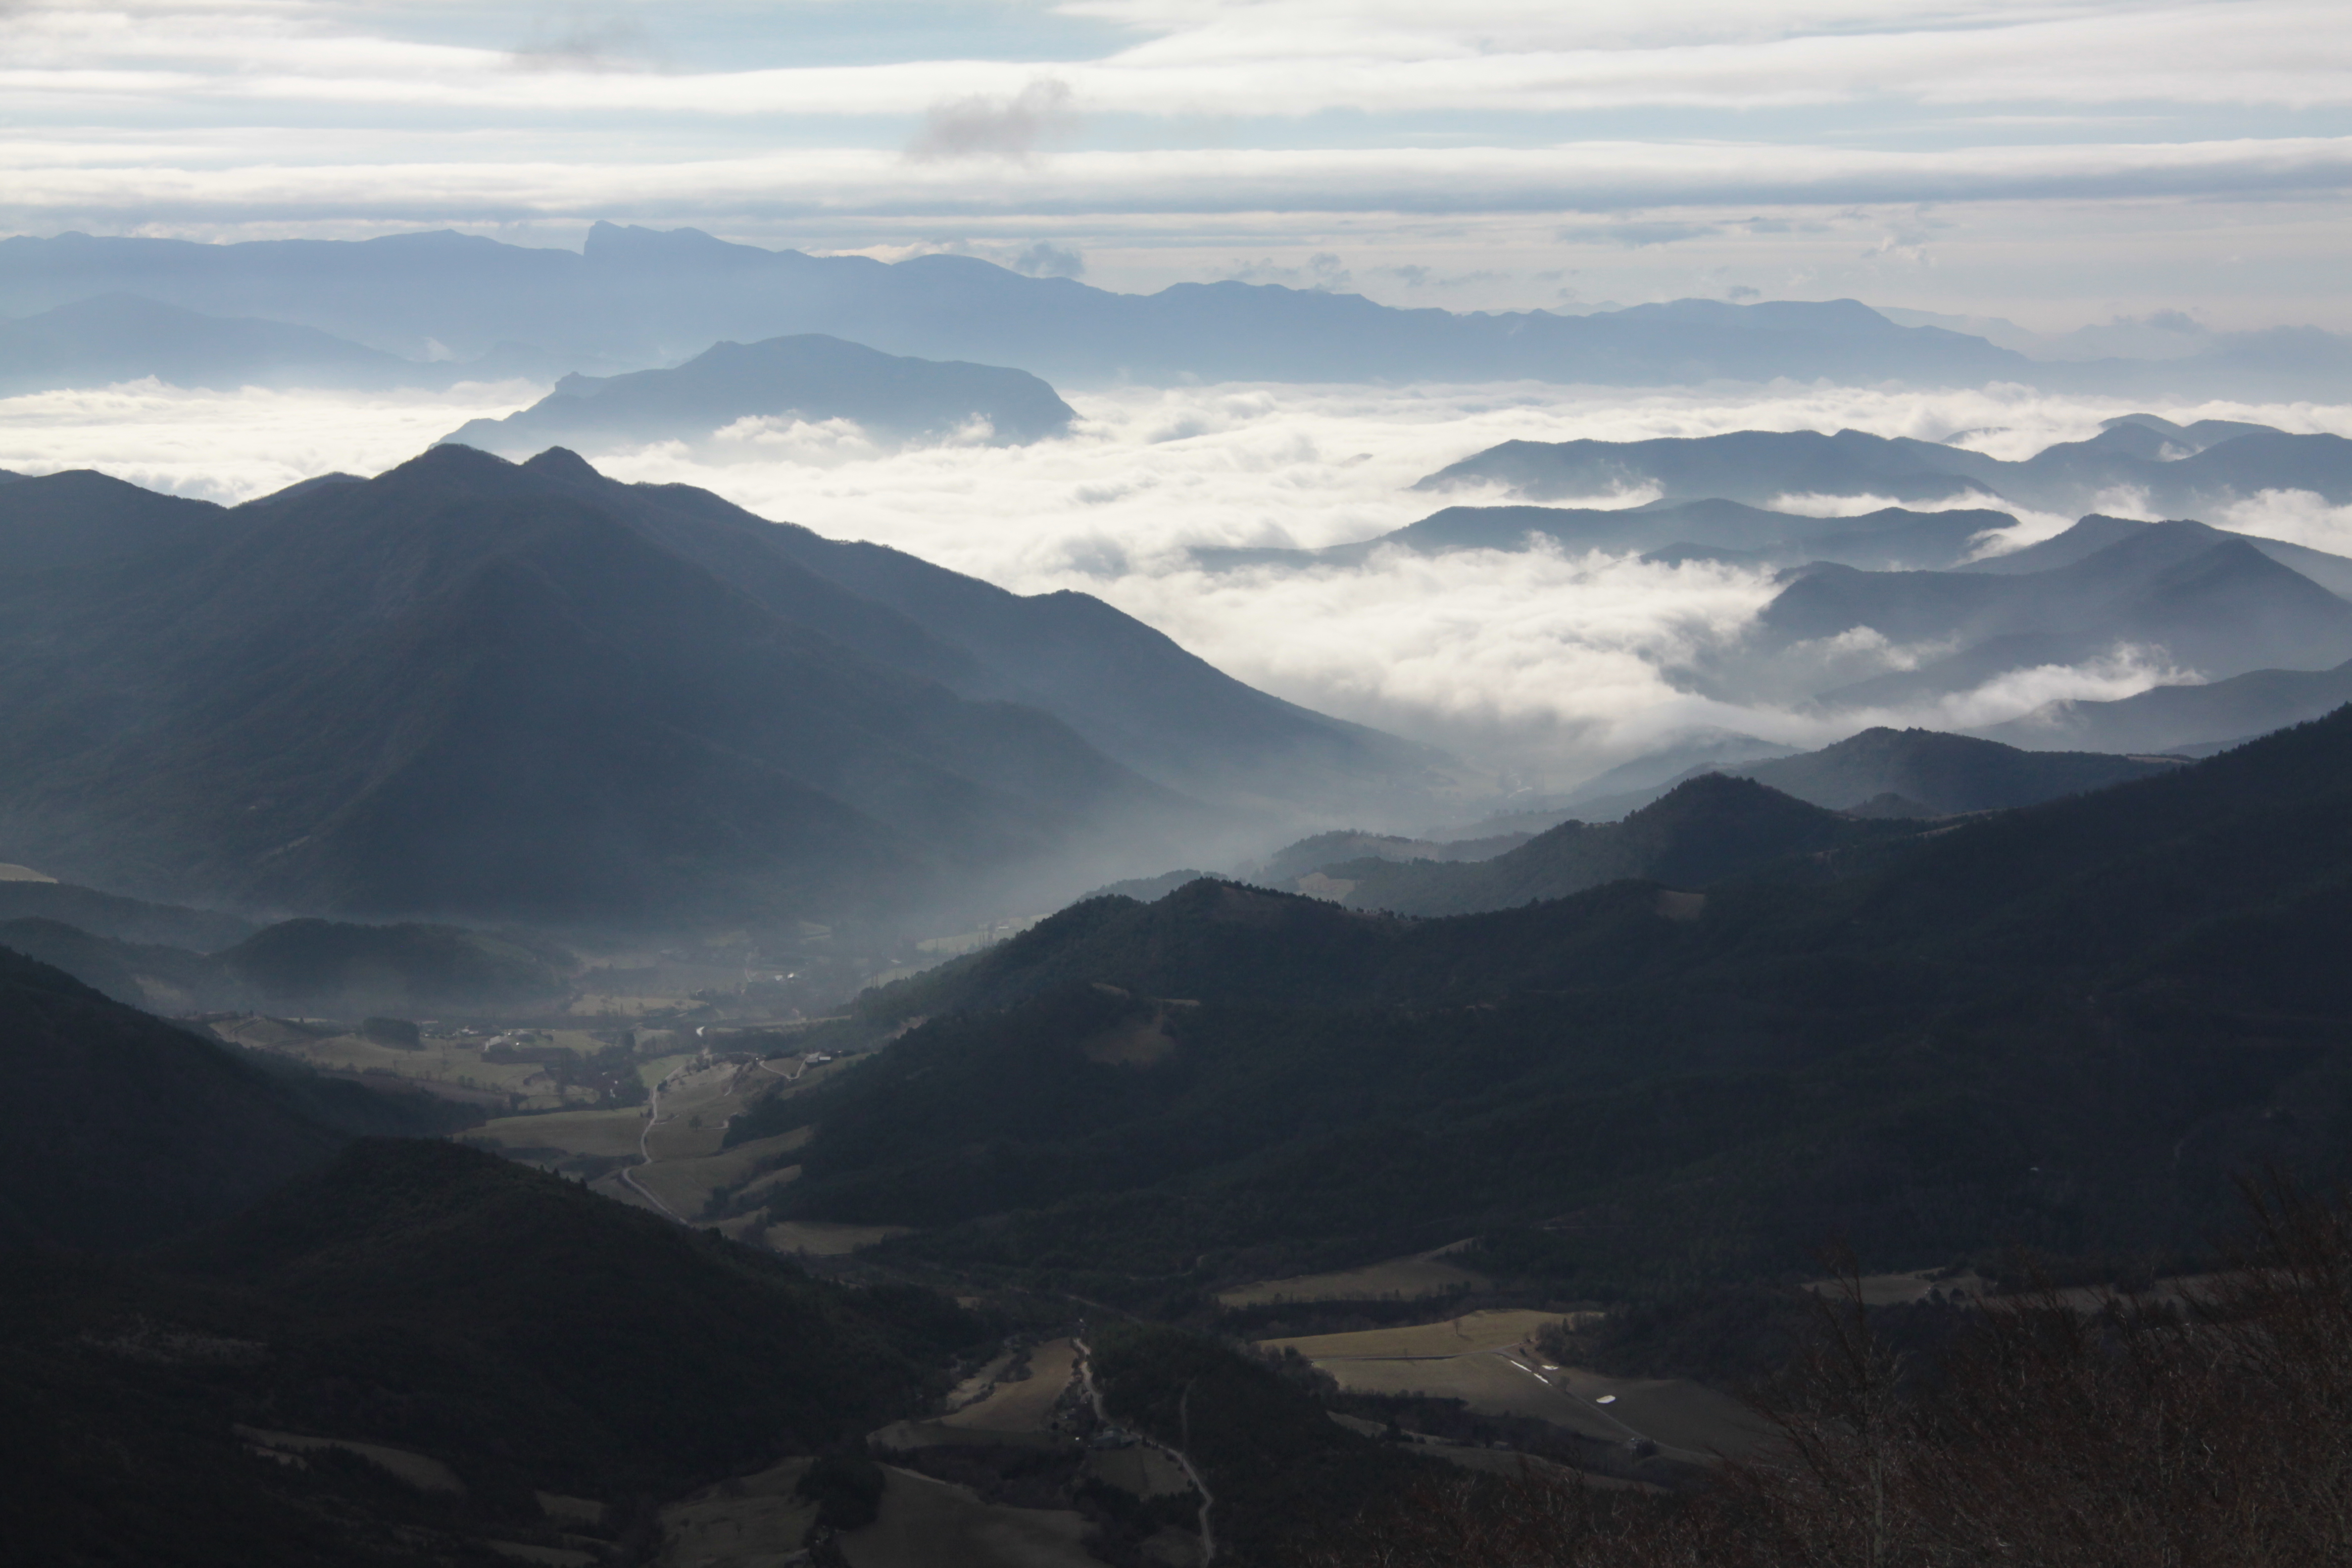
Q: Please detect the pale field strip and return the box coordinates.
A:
[234,1425,464,1494]
[940,1339,1079,1434]
[1260,1311,1770,1461]
[1215,1241,1489,1307]
[473,1050,858,1237]
[1258,1309,1564,1360]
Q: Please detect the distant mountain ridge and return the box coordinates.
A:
[0,225,2057,391]
[1421,416,2352,519]
[1314,773,1910,916]
[0,292,554,394]
[442,333,1077,457]
[1749,522,2352,710]
[1199,497,2019,575]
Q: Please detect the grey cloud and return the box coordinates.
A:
[1013,242,1085,278]
[509,8,662,73]
[1559,220,1723,248]
[1217,253,1355,291]
[905,80,1077,164]
[1727,285,1762,300]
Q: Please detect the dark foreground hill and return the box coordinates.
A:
[0,447,1435,927]
[444,333,1077,456]
[717,704,2352,1304]
[0,948,346,1250]
[0,1138,980,1566]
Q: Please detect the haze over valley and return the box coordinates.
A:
[8,3,2352,1564]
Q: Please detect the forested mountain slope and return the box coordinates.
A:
[0,446,1434,925]
[724,706,2352,1302]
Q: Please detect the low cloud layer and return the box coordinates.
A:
[6,377,2349,794]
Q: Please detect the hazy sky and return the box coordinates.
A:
[4,0,2348,329]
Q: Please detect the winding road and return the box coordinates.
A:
[621,1079,686,1222]
[1074,1335,1219,1564]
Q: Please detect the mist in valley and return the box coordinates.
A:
[12,374,2352,821]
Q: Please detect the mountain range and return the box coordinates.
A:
[0,446,1438,929]
[1421,415,2352,518]
[1198,498,2018,575]
[441,333,1078,458]
[2,225,2314,396]
[1742,520,2352,711]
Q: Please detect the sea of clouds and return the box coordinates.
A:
[7,377,2350,796]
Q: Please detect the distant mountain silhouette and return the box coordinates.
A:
[0,226,2038,389]
[1528,727,2182,824]
[0,878,254,950]
[1198,497,2016,574]
[0,293,560,394]
[442,334,1077,457]
[0,447,1437,926]
[1751,523,2352,708]
[1963,514,2352,598]
[1421,416,2352,518]
[1722,727,2182,812]
[1314,774,1904,915]
[1979,661,2352,755]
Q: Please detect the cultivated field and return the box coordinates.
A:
[212,1017,579,1108]
[1216,1243,1489,1307]
[941,1340,1077,1434]
[1259,1309,1565,1359]
[1259,1313,1767,1462]
[472,1051,838,1227]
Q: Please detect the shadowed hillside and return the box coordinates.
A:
[719,705,2352,1302]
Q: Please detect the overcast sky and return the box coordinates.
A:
[4,0,2348,328]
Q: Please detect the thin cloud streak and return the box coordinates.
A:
[6,135,2347,223]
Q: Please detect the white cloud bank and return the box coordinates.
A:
[5,376,2349,790]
